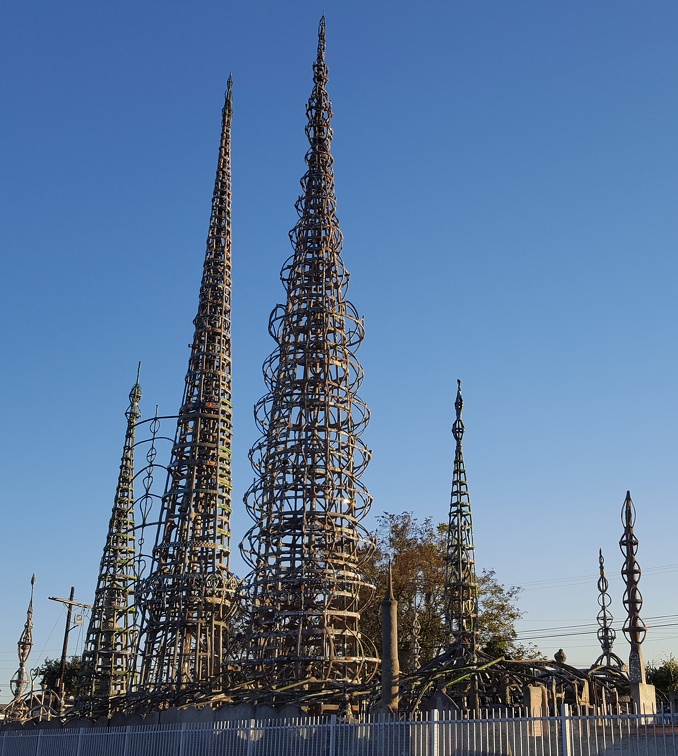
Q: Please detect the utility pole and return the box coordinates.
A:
[49,588,92,714]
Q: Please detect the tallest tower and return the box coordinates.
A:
[138,79,236,698]
[241,19,377,698]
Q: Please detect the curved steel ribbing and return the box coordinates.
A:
[240,19,377,692]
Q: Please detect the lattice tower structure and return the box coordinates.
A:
[240,19,377,693]
[443,380,479,662]
[592,549,625,670]
[138,79,237,696]
[77,373,141,711]
[619,490,647,684]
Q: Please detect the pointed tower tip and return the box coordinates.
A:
[31,573,36,587]
[452,378,465,442]
[135,361,142,383]
[317,16,326,59]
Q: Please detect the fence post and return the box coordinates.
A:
[429,709,439,756]
[178,722,187,756]
[329,714,336,756]
[75,727,83,756]
[246,718,256,756]
[561,703,571,756]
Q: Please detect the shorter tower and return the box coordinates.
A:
[77,370,141,712]
[6,574,36,722]
[592,549,625,669]
[443,380,479,662]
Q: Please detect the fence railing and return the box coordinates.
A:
[2,707,677,756]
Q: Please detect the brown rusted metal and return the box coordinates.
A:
[136,78,238,699]
[239,18,377,702]
[75,369,141,715]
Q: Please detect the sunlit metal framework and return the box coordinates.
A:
[76,372,141,713]
[592,548,625,670]
[137,78,237,698]
[619,490,647,684]
[5,574,36,723]
[443,380,479,661]
[240,18,377,699]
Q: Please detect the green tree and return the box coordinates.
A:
[37,656,81,695]
[360,512,540,670]
[646,656,678,695]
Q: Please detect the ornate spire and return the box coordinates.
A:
[443,379,479,661]
[592,549,625,669]
[619,490,647,684]
[6,574,36,721]
[240,19,377,697]
[138,79,237,698]
[77,369,141,711]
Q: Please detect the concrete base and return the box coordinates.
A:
[630,682,656,719]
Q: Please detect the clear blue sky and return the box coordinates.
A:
[1,1,677,701]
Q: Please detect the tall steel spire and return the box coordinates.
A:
[6,574,36,722]
[77,370,141,712]
[443,380,479,661]
[138,79,237,697]
[240,18,377,697]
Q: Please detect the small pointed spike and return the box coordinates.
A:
[318,16,326,59]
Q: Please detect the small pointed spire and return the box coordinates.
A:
[8,574,36,717]
[452,379,465,442]
[317,16,326,60]
[444,378,478,662]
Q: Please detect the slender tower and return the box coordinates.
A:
[443,380,479,661]
[240,19,377,695]
[619,491,647,684]
[138,79,237,696]
[77,371,141,711]
[6,574,36,722]
[592,549,625,669]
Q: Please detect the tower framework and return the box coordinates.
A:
[77,372,141,712]
[137,79,237,698]
[240,19,377,698]
[619,490,647,684]
[592,548,625,670]
[443,380,479,662]
[5,574,36,723]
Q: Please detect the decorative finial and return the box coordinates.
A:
[452,378,465,443]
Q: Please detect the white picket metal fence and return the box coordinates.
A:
[1,708,677,756]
